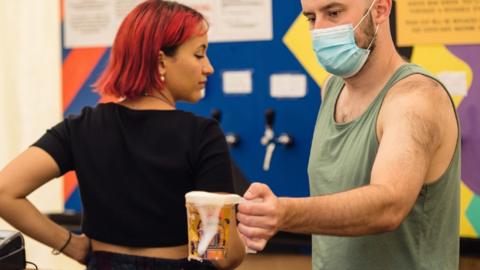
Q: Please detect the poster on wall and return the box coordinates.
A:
[64,0,273,48]
[177,0,273,42]
[396,0,480,46]
[64,0,141,48]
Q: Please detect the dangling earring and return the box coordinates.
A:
[160,75,165,82]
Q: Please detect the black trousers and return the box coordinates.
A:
[86,251,218,270]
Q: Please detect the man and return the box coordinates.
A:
[237,0,460,269]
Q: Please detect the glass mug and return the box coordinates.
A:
[185,191,242,261]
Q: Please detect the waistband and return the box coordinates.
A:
[87,251,217,270]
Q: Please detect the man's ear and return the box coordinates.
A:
[373,0,392,24]
[158,50,167,75]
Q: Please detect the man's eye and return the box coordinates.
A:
[195,54,205,59]
[306,17,315,23]
[328,10,341,18]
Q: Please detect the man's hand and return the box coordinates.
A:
[237,183,284,251]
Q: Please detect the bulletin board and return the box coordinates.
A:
[60,0,317,213]
[60,0,480,238]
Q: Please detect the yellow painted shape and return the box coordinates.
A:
[410,45,472,107]
[283,13,330,89]
[460,181,478,237]
[411,45,476,238]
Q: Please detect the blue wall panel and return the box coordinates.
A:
[178,1,320,197]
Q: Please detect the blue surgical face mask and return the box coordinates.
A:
[311,0,379,78]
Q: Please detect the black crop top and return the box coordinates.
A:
[33,103,234,247]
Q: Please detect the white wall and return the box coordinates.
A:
[0,1,82,269]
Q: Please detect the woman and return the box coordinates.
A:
[0,1,245,269]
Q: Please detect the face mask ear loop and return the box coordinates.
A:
[353,0,377,31]
[367,24,380,50]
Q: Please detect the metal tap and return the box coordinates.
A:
[261,109,294,171]
[262,109,276,171]
[211,109,240,147]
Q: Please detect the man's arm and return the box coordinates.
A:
[238,78,448,249]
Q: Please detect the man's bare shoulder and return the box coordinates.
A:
[378,73,455,151]
[382,73,452,114]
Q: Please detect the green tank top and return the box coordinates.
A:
[308,64,460,270]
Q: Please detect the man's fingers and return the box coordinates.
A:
[243,182,271,200]
[242,236,268,252]
[238,199,274,216]
[238,183,276,216]
[238,223,275,239]
[238,182,277,250]
[237,212,277,229]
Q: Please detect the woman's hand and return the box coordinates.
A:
[63,233,91,264]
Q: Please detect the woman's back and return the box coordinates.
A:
[33,103,234,247]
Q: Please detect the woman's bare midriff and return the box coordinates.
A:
[91,239,189,260]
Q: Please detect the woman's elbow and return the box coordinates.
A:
[0,183,7,215]
[213,252,245,270]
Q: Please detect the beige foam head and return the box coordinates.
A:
[185,191,242,206]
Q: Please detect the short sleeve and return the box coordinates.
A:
[194,119,234,193]
[32,120,74,175]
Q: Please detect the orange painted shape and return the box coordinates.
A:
[64,171,78,202]
[60,0,64,21]
[62,48,107,111]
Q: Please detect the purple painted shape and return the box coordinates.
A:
[447,45,480,194]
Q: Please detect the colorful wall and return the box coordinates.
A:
[60,1,480,238]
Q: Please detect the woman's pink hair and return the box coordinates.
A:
[94,0,207,99]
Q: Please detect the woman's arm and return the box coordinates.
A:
[211,208,246,270]
[195,120,246,268]
[0,147,90,263]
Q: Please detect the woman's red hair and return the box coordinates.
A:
[94,0,206,99]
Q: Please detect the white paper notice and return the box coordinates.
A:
[178,0,273,42]
[270,74,307,98]
[437,71,468,97]
[64,0,141,48]
[222,70,253,94]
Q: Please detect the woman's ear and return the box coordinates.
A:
[158,51,167,75]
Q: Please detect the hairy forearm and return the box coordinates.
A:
[279,184,402,236]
